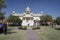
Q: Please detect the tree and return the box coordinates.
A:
[40,15,53,25]
[0,12,5,20]
[0,0,6,11]
[40,15,46,22]
[40,15,53,22]
[45,15,53,22]
[55,17,60,25]
[40,15,45,25]
[7,15,22,26]
[0,0,6,20]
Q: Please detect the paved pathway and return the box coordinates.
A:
[26,29,43,40]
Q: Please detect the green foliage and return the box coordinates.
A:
[37,26,40,29]
[0,12,5,20]
[55,17,60,25]
[32,28,37,30]
[18,26,22,29]
[0,0,6,11]
[7,15,22,26]
[18,26,27,30]
[22,26,27,30]
[40,15,53,22]
[32,26,40,30]
[55,28,60,30]
[7,15,22,23]
[0,0,6,20]
[40,15,53,26]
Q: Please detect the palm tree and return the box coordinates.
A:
[0,0,6,11]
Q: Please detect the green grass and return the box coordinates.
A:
[36,26,60,40]
[0,27,26,40]
[1,26,60,40]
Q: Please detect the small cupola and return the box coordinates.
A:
[25,6,31,14]
[12,11,16,14]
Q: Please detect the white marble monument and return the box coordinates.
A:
[12,6,43,27]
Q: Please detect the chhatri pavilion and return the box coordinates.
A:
[12,6,43,27]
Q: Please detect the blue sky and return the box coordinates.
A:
[2,0,60,19]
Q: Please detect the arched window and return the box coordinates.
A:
[23,17,25,20]
[31,17,33,20]
[27,13,30,14]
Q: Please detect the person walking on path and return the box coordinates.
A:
[2,18,8,35]
[3,22,7,35]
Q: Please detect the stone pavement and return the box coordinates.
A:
[26,29,43,40]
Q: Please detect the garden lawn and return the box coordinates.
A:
[0,26,26,40]
[35,26,60,40]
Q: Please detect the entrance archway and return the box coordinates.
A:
[27,23,32,29]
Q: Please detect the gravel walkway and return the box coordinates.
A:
[26,29,43,40]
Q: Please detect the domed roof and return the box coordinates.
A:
[12,11,16,13]
[25,6,31,12]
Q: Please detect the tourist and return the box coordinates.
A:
[51,23,57,28]
[3,22,7,35]
[50,22,54,28]
[54,23,57,28]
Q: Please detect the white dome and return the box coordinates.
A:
[41,11,43,13]
[26,6,30,9]
[25,6,31,12]
[12,11,16,13]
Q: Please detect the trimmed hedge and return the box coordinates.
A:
[18,26,22,29]
[22,26,27,30]
[32,26,40,30]
[18,26,27,30]
[37,26,40,29]
[55,27,60,30]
